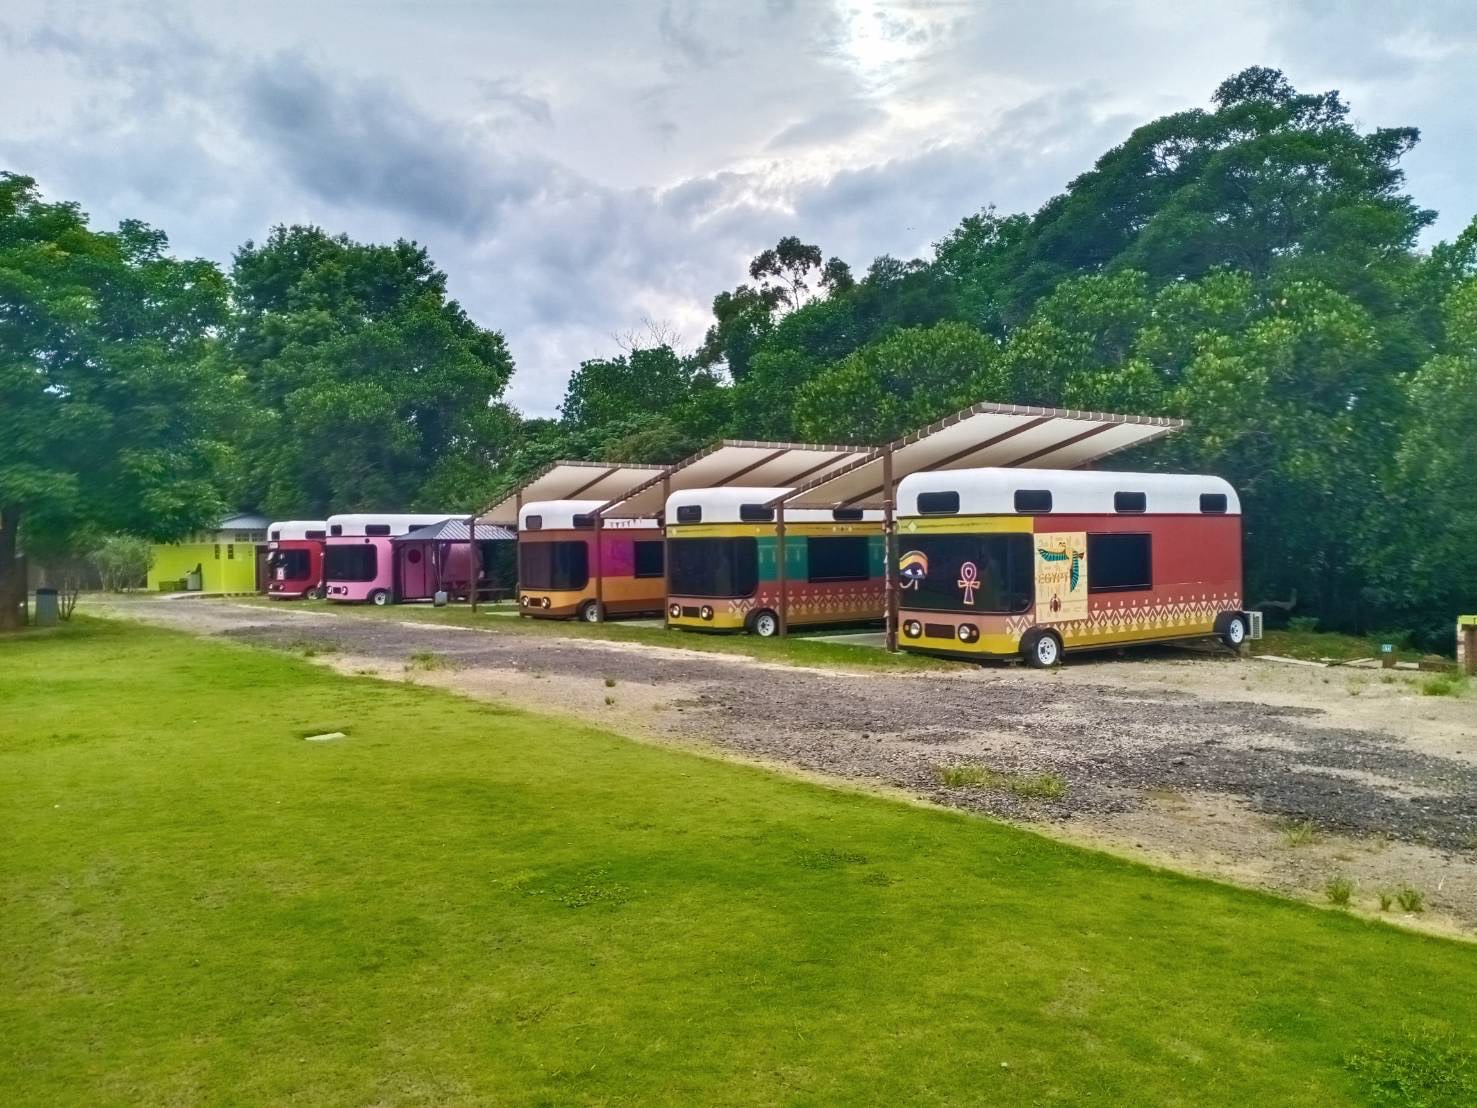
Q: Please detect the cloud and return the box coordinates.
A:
[767,103,887,150]
[478,78,554,128]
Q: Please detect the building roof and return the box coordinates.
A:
[599,440,871,519]
[896,467,1239,517]
[774,402,1185,510]
[481,461,667,524]
[218,511,271,531]
[395,519,517,542]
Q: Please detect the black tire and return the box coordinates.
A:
[1022,629,1063,669]
[749,609,780,638]
[1218,612,1248,650]
[579,600,602,623]
[308,586,326,601]
[369,589,391,607]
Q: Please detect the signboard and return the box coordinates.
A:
[1034,531,1088,622]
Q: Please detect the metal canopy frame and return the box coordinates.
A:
[479,460,668,525]
[769,402,1186,650]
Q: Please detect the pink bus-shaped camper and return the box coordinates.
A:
[265,520,328,600]
[324,513,457,605]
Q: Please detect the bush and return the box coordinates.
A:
[89,534,154,592]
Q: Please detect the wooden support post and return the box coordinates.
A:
[1461,618,1477,676]
[593,513,605,622]
[469,516,479,614]
[660,475,671,628]
[776,512,788,637]
[883,443,898,653]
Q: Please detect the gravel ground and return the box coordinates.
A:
[97,597,1477,930]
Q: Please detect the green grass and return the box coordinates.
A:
[4,619,1477,1104]
[1259,626,1418,665]
[937,764,1068,800]
[230,594,952,672]
[1421,673,1469,698]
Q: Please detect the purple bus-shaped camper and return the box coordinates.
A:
[323,513,458,605]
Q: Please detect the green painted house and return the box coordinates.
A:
[147,512,270,594]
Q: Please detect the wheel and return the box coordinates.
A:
[1022,630,1062,669]
[750,610,779,638]
[579,600,602,623]
[308,586,325,601]
[369,589,391,607]
[1219,612,1248,650]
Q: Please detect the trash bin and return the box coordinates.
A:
[34,587,59,627]
[186,568,202,592]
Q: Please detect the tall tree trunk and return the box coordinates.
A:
[0,506,23,630]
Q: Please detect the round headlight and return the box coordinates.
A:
[541,597,551,608]
[957,623,979,643]
[669,603,681,618]
[904,620,923,639]
[700,605,714,621]
[520,595,529,606]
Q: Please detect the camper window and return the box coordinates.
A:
[325,544,377,582]
[1200,493,1228,514]
[807,536,870,582]
[916,491,960,515]
[739,503,775,522]
[633,540,665,578]
[675,505,702,523]
[1087,533,1152,592]
[669,537,758,598]
[1113,491,1147,513]
[519,541,589,591]
[900,533,1031,613]
[269,549,311,579]
[1013,489,1053,514]
[365,524,392,536]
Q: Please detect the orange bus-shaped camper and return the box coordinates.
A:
[517,499,665,621]
[895,468,1248,666]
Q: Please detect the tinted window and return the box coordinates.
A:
[675,504,702,523]
[306,529,326,540]
[1014,489,1052,514]
[325,543,377,582]
[633,540,665,578]
[832,507,864,522]
[523,515,543,530]
[1114,491,1147,513]
[1088,533,1152,592]
[365,524,392,536]
[669,537,758,598]
[739,503,775,522]
[916,491,959,515]
[268,549,311,579]
[270,529,281,541]
[1200,493,1228,514]
[897,534,1032,613]
[571,513,596,529]
[807,536,870,582]
[330,524,343,536]
[519,540,589,591]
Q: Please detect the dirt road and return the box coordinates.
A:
[99,596,1477,934]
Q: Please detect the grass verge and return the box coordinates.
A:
[3,618,1476,1104]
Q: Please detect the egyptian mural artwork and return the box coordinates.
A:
[1034,531,1088,621]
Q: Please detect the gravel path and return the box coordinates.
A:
[108,597,1477,853]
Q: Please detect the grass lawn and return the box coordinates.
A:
[3,619,1476,1105]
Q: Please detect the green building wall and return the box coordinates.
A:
[147,540,261,593]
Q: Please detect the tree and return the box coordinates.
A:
[748,236,851,312]
[230,226,516,516]
[0,173,231,628]
[89,533,154,592]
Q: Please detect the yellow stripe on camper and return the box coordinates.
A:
[895,515,1034,536]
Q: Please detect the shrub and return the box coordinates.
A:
[1396,886,1425,913]
[1325,875,1354,907]
[89,534,154,592]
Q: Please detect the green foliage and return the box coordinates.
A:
[229,225,516,516]
[88,533,154,591]
[1325,874,1354,907]
[1345,1024,1477,1107]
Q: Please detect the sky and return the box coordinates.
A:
[3,1,1475,415]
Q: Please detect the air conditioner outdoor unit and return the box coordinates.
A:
[1248,610,1264,640]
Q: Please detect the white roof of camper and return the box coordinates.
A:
[267,520,327,541]
[517,498,657,531]
[482,461,667,524]
[897,468,1239,517]
[667,486,884,525]
[326,513,458,537]
[601,440,871,519]
[779,402,1184,509]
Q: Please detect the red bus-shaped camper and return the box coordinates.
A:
[265,520,328,600]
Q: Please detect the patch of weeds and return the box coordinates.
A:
[937,765,1068,800]
[1395,886,1425,913]
[1325,875,1354,907]
[1345,1023,1476,1106]
[792,848,869,871]
[603,695,615,706]
[603,676,617,688]
[406,650,449,672]
[1378,891,1394,912]
[289,638,339,658]
[520,867,631,909]
[860,871,897,888]
[1279,818,1324,848]
[1421,673,1468,698]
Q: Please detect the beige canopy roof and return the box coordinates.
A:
[774,402,1184,509]
[480,460,667,524]
[598,440,870,519]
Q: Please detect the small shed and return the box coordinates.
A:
[392,518,518,602]
[147,512,271,594]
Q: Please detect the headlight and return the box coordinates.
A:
[903,620,922,639]
[520,595,529,606]
[669,603,681,618]
[957,623,979,643]
[700,605,713,621]
[541,597,551,608]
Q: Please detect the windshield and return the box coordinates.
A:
[324,544,377,582]
[268,549,312,581]
[519,540,589,591]
[669,537,758,598]
[897,533,1032,614]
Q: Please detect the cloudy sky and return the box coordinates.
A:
[3,1,1475,414]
